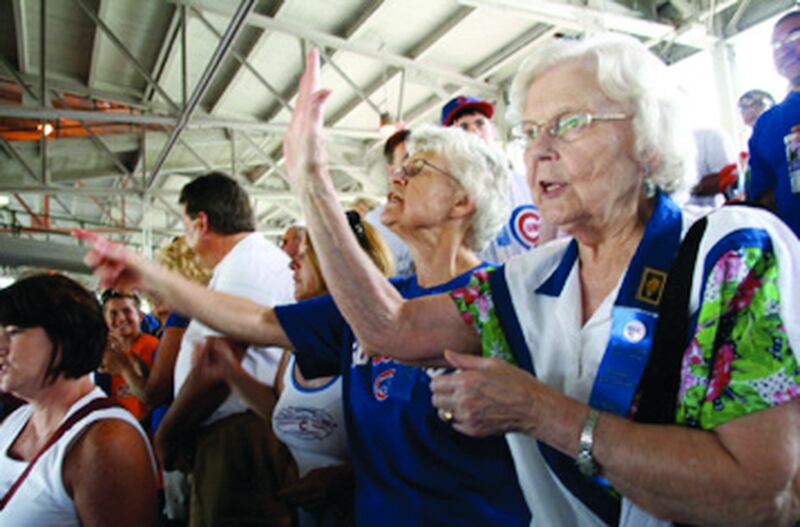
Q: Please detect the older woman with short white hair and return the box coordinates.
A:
[279,36,800,526]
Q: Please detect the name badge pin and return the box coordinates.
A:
[622,319,646,343]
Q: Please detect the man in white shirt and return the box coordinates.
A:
[155,172,294,527]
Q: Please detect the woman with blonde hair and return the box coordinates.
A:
[199,210,392,526]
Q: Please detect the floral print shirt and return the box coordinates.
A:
[450,245,800,430]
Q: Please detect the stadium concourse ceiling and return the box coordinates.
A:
[0,0,793,274]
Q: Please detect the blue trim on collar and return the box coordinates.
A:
[489,267,620,524]
[535,240,578,297]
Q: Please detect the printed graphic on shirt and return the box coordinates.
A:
[273,406,339,440]
[509,205,541,250]
[352,341,446,402]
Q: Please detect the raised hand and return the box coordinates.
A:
[283,48,332,192]
[74,228,156,292]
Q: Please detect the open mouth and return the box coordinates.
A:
[540,181,566,193]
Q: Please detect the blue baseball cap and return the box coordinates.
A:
[440,95,494,127]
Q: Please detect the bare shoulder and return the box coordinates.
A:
[64,418,157,527]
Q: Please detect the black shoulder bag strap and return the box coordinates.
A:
[635,216,708,425]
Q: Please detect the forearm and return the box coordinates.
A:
[224,362,278,421]
[153,273,286,348]
[298,173,407,349]
[592,411,798,525]
[155,369,229,465]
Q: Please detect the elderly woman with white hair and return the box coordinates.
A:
[77,124,531,524]
[276,38,800,526]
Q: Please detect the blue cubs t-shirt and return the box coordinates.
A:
[274,266,530,527]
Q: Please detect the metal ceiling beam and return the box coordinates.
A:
[403,24,557,129]
[0,63,156,109]
[644,0,739,48]
[0,56,39,101]
[142,6,181,103]
[38,0,48,185]
[12,0,30,74]
[171,0,497,93]
[50,93,133,179]
[87,0,110,89]
[76,0,182,113]
[317,46,382,118]
[192,5,294,116]
[0,136,42,184]
[327,4,478,127]
[725,0,753,35]
[0,185,366,200]
[146,0,257,190]
[458,0,717,49]
[0,104,382,140]
[251,0,389,184]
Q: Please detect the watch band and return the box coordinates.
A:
[576,408,601,477]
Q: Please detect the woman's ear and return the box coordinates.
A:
[450,193,476,220]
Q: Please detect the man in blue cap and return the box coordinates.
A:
[441,95,555,262]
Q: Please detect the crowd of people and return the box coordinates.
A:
[2,10,800,527]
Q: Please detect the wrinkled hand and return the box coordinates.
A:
[193,336,245,385]
[283,48,332,192]
[430,349,541,437]
[73,229,153,291]
[279,464,354,510]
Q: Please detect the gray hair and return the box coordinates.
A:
[406,124,510,252]
[508,33,694,195]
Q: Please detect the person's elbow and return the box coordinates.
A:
[719,460,800,526]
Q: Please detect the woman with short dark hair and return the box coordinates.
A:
[0,273,157,527]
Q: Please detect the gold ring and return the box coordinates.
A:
[441,409,454,423]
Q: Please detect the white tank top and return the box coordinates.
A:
[0,387,154,527]
[271,357,348,477]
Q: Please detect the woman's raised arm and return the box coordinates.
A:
[76,229,291,349]
[282,49,478,361]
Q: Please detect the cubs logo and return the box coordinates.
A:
[373,369,396,401]
[509,205,541,250]
[273,406,338,440]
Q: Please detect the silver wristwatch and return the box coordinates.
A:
[576,408,601,477]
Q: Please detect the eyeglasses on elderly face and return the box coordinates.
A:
[511,111,629,145]
[395,157,459,184]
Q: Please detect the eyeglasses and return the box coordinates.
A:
[396,157,459,184]
[511,111,629,145]
[772,28,800,50]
